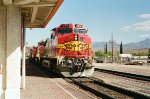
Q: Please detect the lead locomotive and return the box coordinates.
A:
[30,24,94,77]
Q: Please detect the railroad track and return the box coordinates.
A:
[30,62,150,98]
[64,77,150,99]
[95,68,150,82]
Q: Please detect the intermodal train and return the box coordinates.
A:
[30,24,94,77]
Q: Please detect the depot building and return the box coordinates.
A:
[0,0,63,99]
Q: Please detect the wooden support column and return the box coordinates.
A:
[21,15,26,89]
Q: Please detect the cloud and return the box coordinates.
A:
[139,14,150,19]
[121,14,150,32]
[139,34,149,38]
[133,20,150,31]
[120,26,131,31]
[120,20,150,31]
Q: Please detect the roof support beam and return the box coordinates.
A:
[3,0,12,5]
[20,3,55,7]
[27,23,43,25]
[30,0,40,23]
[31,7,38,23]
[26,24,42,28]
[34,19,44,23]
[14,0,36,5]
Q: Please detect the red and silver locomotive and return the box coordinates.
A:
[30,24,94,77]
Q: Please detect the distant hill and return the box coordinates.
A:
[92,38,150,52]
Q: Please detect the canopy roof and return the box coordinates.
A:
[1,0,64,28]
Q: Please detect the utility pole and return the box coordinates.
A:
[109,33,116,63]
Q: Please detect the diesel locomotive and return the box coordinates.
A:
[30,24,94,77]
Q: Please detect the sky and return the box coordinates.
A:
[26,0,150,46]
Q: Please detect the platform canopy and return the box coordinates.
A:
[1,0,64,28]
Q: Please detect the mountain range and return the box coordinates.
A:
[92,38,150,52]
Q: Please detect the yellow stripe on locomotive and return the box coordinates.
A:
[57,41,91,51]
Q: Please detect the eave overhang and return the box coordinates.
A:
[2,0,64,28]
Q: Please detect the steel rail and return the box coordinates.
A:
[65,78,113,99]
[65,77,150,99]
[90,77,150,99]
[95,68,150,82]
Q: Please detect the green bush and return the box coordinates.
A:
[95,50,112,57]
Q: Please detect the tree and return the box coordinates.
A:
[95,50,104,57]
[95,50,112,57]
[120,42,123,54]
[104,42,107,54]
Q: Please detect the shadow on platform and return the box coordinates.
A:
[21,59,62,78]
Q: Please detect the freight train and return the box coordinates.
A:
[30,24,94,77]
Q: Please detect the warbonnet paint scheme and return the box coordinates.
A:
[30,24,94,77]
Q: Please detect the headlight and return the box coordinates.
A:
[74,35,78,40]
[68,60,72,63]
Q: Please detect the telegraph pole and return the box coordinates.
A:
[109,33,116,63]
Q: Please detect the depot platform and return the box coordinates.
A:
[21,62,76,99]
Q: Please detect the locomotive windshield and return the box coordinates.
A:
[74,28,87,34]
[57,28,72,34]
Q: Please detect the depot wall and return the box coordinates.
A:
[0,5,21,99]
[0,5,7,98]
